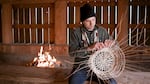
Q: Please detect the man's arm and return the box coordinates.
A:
[69,28,89,57]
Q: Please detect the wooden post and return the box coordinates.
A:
[54,1,67,45]
[118,0,128,45]
[2,4,12,44]
[76,6,80,24]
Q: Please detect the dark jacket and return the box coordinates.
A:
[69,25,109,69]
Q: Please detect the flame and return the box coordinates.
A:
[31,46,61,68]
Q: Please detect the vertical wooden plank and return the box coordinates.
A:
[2,4,13,44]
[118,0,129,45]
[110,1,115,24]
[31,7,36,43]
[43,7,48,24]
[146,6,150,45]
[13,7,19,43]
[69,6,74,24]
[19,8,23,24]
[131,0,137,45]
[25,8,30,43]
[50,6,55,44]
[138,5,145,45]
[75,6,80,24]
[139,6,145,24]
[110,0,115,36]
[37,8,42,43]
[132,6,137,25]
[147,6,150,24]
[55,1,67,45]
[103,4,108,28]
[19,8,24,43]
[0,5,2,43]
[43,7,48,44]
[96,6,101,24]
[132,1,137,24]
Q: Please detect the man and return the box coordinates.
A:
[69,3,117,84]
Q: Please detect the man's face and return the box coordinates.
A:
[82,16,96,31]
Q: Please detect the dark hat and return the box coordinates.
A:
[80,4,96,22]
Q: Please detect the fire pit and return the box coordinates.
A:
[0,46,73,84]
[27,46,62,68]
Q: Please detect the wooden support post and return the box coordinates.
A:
[76,6,80,24]
[2,4,12,44]
[118,0,129,45]
[54,1,67,45]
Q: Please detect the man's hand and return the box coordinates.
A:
[87,40,114,51]
[104,39,114,47]
[87,42,104,51]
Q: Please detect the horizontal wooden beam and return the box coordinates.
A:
[67,24,117,29]
[129,24,150,28]
[129,1,150,6]
[68,1,117,7]
[12,24,54,29]
[12,3,54,8]
[0,0,56,4]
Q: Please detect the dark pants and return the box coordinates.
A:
[69,69,117,84]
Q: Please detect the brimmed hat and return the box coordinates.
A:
[80,4,96,22]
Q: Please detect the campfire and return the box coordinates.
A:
[27,46,61,68]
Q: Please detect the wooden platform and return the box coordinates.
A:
[0,64,70,84]
[0,53,149,84]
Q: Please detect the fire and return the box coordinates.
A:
[28,46,61,68]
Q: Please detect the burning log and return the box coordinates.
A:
[27,46,61,68]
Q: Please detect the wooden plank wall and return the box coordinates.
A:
[67,0,150,46]
[0,5,1,43]
[12,3,54,44]
[67,0,117,32]
[128,0,150,46]
[0,0,150,45]
[0,0,150,55]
